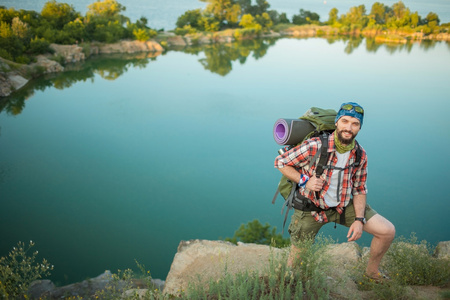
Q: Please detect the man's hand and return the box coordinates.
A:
[305,176,324,191]
[347,221,364,241]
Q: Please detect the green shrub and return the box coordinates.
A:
[384,234,450,286]
[0,49,13,61]
[0,241,53,299]
[175,25,197,36]
[352,233,450,299]
[14,55,30,64]
[133,28,150,41]
[224,219,290,248]
[96,260,165,300]
[29,36,51,54]
[233,28,261,40]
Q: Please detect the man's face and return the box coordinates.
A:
[335,116,361,145]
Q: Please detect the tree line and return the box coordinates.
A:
[0,0,157,64]
[0,0,447,64]
[176,0,444,35]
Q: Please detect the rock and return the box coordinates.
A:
[146,40,165,52]
[163,240,286,296]
[28,270,116,299]
[50,44,85,63]
[323,242,362,298]
[28,280,55,299]
[163,240,370,298]
[33,55,64,73]
[434,241,450,259]
[166,36,187,47]
[122,288,150,299]
[28,271,165,300]
[325,242,360,267]
[97,40,164,54]
[0,73,28,97]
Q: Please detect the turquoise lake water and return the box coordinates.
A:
[1,37,449,284]
[1,0,450,286]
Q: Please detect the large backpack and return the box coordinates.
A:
[272,107,361,231]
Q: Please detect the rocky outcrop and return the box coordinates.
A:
[0,40,164,97]
[0,72,28,97]
[435,241,450,260]
[50,44,85,63]
[32,55,65,73]
[28,270,164,300]
[163,239,450,298]
[162,240,365,297]
[92,40,164,55]
[0,55,65,97]
[27,240,450,299]
[163,240,286,296]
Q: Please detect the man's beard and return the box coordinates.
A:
[336,129,357,145]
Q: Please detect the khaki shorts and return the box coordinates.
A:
[288,201,377,244]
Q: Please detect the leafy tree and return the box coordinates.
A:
[0,20,13,38]
[255,12,273,29]
[392,1,407,20]
[251,0,270,16]
[279,12,290,24]
[340,5,368,28]
[292,9,320,25]
[327,7,339,25]
[0,19,26,61]
[85,0,129,42]
[63,18,87,42]
[202,0,241,29]
[426,12,440,29]
[176,9,203,29]
[239,13,260,30]
[41,0,79,30]
[225,219,290,248]
[410,12,420,28]
[369,2,389,24]
[236,0,251,15]
[87,0,125,19]
[11,17,29,39]
[198,15,220,32]
[28,36,51,54]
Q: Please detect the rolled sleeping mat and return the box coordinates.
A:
[273,118,315,145]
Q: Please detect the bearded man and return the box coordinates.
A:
[274,102,395,281]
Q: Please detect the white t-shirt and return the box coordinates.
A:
[324,151,350,207]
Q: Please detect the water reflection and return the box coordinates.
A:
[0,37,446,115]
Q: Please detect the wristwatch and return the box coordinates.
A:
[355,217,366,225]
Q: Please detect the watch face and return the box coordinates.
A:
[356,217,366,224]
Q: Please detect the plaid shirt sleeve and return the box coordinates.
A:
[274,138,321,172]
[351,145,368,195]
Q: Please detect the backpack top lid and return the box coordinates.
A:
[299,107,337,137]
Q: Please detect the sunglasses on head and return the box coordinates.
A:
[341,104,364,114]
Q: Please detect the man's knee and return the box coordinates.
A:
[366,214,396,240]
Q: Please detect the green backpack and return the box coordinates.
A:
[272,107,338,230]
[273,107,337,199]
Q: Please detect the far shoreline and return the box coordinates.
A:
[1,24,449,99]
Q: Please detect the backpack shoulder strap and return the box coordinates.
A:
[354,140,362,167]
[314,133,330,176]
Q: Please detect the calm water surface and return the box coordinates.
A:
[1,38,450,284]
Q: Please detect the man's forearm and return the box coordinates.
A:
[353,194,367,218]
[278,166,301,184]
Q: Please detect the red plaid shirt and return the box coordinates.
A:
[274,132,368,222]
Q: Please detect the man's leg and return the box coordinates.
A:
[287,210,325,268]
[363,214,396,277]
